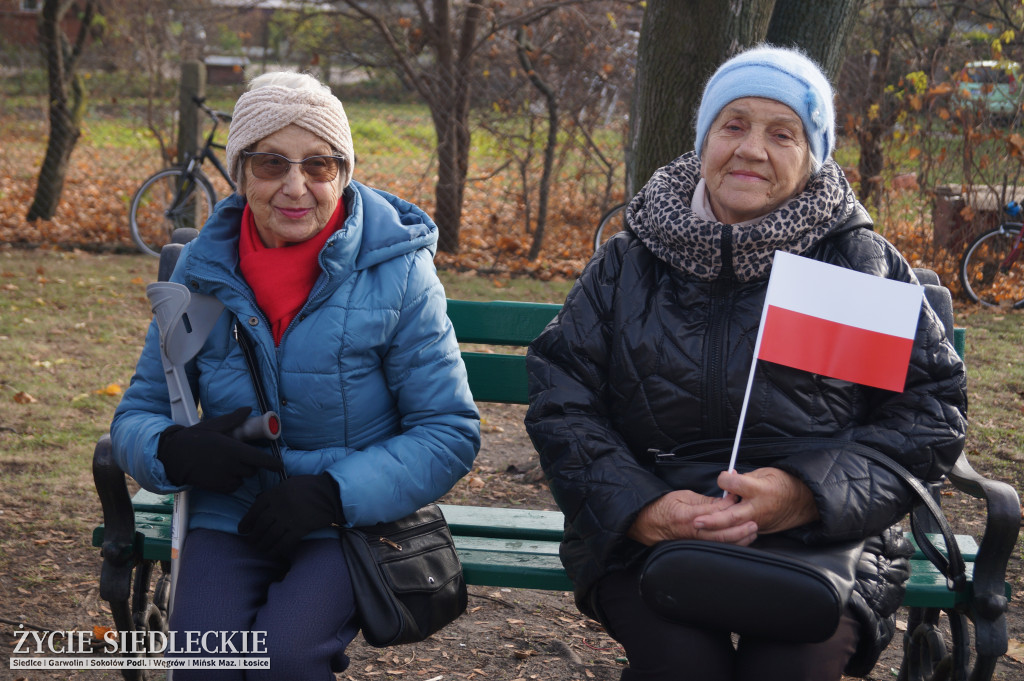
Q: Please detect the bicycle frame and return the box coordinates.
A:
[190,97,237,193]
[995,222,1024,272]
[162,101,236,218]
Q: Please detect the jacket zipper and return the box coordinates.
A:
[704,225,734,437]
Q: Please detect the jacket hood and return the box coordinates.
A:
[180,181,438,293]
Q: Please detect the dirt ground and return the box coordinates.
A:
[1,401,1022,681]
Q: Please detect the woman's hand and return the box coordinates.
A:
[157,407,283,493]
[627,490,758,546]
[238,473,344,558]
[695,467,820,535]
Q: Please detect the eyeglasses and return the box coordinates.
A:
[242,151,346,182]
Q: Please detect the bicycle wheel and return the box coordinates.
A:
[959,224,1024,308]
[130,168,216,257]
[593,202,628,252]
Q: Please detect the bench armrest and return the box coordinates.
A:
[946,452,1021,656]
[92,435,138,604]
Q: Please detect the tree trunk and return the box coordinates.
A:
[628,0,774,193]
[432,103,470,253]
[27,0,95,222]
[517,28,559,261]
[856,0,897,208]
[765,0,864,81]
[27,80,83,221]
[422,0,484,254]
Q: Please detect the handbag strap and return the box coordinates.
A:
[233,320,287,480]
[850,443,967,591]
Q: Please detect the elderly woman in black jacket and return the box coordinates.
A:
[524,45,967,681]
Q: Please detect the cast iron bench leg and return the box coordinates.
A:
[948,454,1019,681]
[93,435,169,681]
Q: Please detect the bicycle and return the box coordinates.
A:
[959,200,1024,308]
[129,96,236,257]
[593,201,627,252]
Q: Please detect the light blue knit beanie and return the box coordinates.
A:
[694,45,835,173]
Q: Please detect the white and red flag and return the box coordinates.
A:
[756,251,924,392]
[725,251,924,478]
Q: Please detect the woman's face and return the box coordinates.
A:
[243,124,343,248]
[700,97,812,225]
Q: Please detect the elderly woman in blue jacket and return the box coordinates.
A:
[111,71,480,680]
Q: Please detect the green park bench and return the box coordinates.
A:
[92,271,1019,681]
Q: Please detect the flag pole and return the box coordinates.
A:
[724,278,775,494]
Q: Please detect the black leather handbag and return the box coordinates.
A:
[638,437,966,644]
[341,503,468,647]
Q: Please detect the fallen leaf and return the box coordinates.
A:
[13,391,37,404]
[1007,638,1024,663]
[94,383,123,396]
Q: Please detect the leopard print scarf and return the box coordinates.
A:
[627,152,857,282]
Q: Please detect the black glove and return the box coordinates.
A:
[157,406,284,494]
[237,473,344,558]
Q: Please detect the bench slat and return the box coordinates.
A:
[118,496,983,563]
[453,536,573,591]
[907,532,979,562]
[93,515,999,608]
[447,300,560,346]
[462,353,529,404]
[93,505,992,610]
[439,504,563,541]
[131,489,173,513]
[903,560,976,608]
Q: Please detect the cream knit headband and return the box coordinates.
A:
[226,84,355,188]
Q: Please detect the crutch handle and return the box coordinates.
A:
[229,412,281,441]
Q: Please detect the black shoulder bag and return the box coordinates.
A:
[638,437,966,644]
[341,504,468,647]
[233,321,467,647]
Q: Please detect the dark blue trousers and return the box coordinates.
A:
[166,528,359,680]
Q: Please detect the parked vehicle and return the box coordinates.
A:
[954,60,1023,119]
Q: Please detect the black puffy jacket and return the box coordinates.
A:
[524,206,968,675]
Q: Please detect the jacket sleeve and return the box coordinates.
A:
[525,239,672,570]
[323,250,481,526]
[773,241,968,543]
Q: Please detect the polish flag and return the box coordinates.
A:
[755,251,924,392]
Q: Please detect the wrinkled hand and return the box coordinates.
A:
[238,473,344,558]
[627,489,757,547]
[157,407,283,494]
[694,467,819,536]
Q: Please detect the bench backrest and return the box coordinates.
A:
[447,299,560,404]
[446,281,964,407]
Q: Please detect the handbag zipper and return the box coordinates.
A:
[370,517,449,552]
[379,537,403,551]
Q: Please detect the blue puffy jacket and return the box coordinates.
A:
[111,184,480,534]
